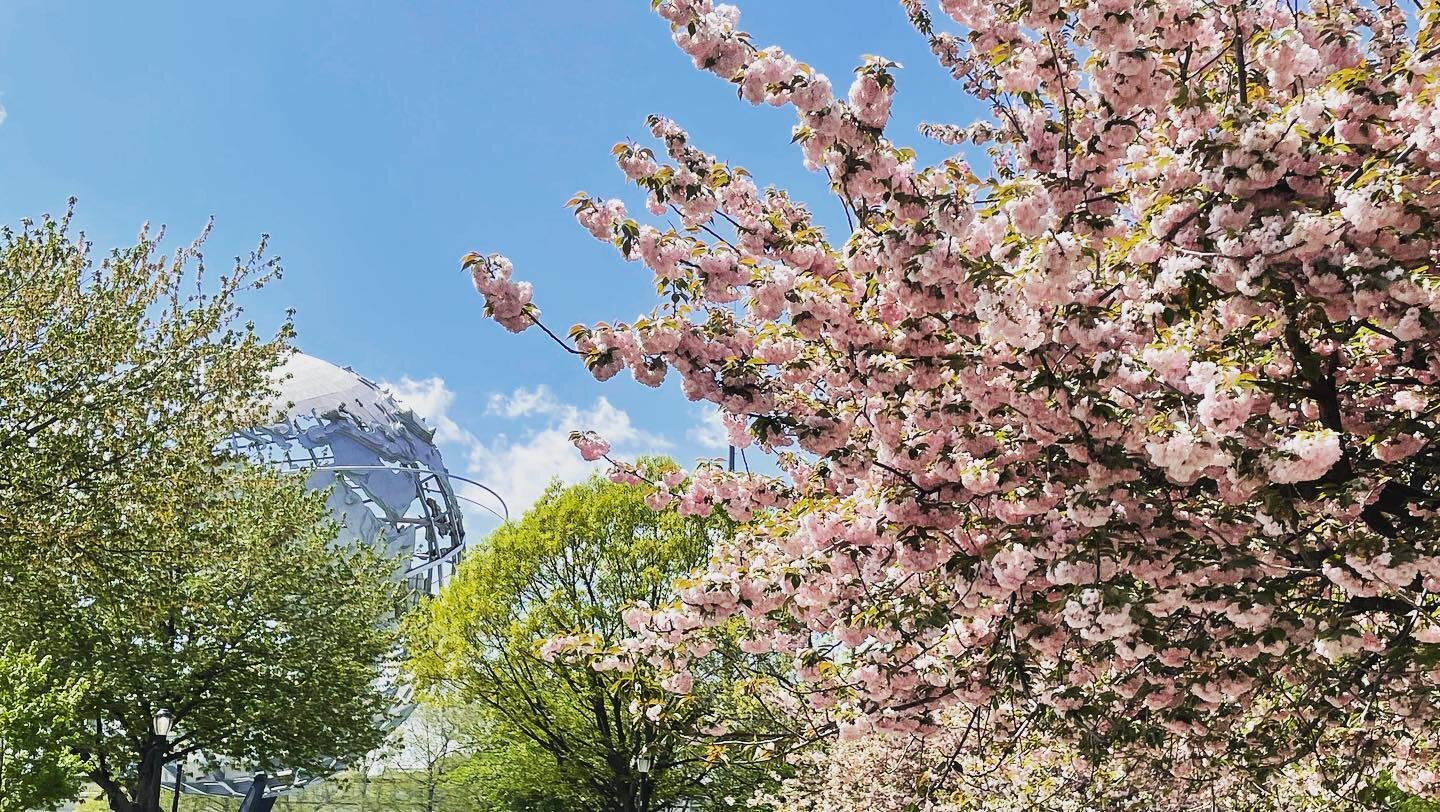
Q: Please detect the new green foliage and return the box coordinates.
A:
[0,646,86,812]
[407,465,783,812]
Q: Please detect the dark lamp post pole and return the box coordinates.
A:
[152,710,182,812]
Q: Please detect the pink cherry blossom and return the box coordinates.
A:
[571,431,611,462]
[465,0,1440,801]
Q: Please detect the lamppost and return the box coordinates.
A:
[152,710,181,812]
[632,753,653,812]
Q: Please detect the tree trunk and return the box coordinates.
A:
[607,776,636,812]
[130,744,167,812]
[91,767,137,812]
[97,741,166,812]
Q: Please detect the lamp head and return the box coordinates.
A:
[152,709,175,738]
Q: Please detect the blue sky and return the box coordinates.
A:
[0,1,983,520]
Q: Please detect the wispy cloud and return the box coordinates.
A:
[485,386,561,419]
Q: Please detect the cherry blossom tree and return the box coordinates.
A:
[753,718,1395,812]
[465,0,1440,802]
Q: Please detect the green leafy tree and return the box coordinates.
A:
[0,208,400,812]
[395,700,491,812]
[0,206,287,565]
[439,727,580,812]
[228,704,486,812]
[1361,774,1440,812]
[0,464,400,812]
[0,646,86,812]
[407,465,782,812]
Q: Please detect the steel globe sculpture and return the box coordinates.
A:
[166,352,506,799]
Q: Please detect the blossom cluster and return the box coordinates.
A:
[758,708,1363,812]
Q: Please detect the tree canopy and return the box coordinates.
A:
[407,466,780,812]
[466,0,1440,804]
[0,209,400,812]
[0,207,286,565]
[0,646,86,812]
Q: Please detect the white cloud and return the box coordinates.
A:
[384,378,669,520]
[467,390,669,513]
[688,405,729,450]
[0,104,8,127]
[485,385,561,418]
